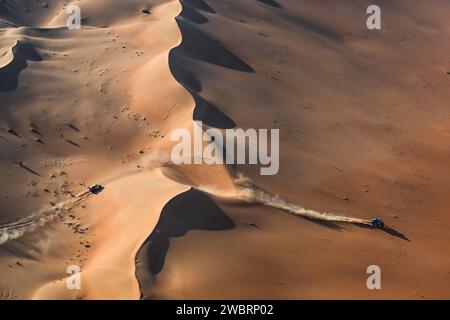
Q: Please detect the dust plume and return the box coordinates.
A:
[199,173,371,225]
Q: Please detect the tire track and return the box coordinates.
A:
[0,191,92,245]
[0,161,173,246]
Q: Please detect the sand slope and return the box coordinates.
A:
[135,0,450,299]
[1,0,450,299]
[0,0,192,299]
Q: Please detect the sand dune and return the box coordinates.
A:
[0,40,42,91]
[134,0,450,299]
[0,0,189,299]
[1,0,450,300]
[136,188,235,299]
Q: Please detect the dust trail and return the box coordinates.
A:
[0,156,172,246]
[199,173,371,225]
[0,157,369,246]
[0,191,92,245]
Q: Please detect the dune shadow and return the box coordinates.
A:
[14,161,41,176]
[168,4,245,131]
[168,53,202,92]
[135,188,235,299]
[0,3,19,26]
[5,128,20,137]
[180,3,209,24]
[167,50,236,128]
[192,91,236,128]
[0,41,42,92]
[29,128,41,136]
[65,139,80,148]
[174,18,254,73]
[181,0,216,14]
[257,0,283,9]
[67,124,80,132]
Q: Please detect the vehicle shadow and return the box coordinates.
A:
[355,222,410,241]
